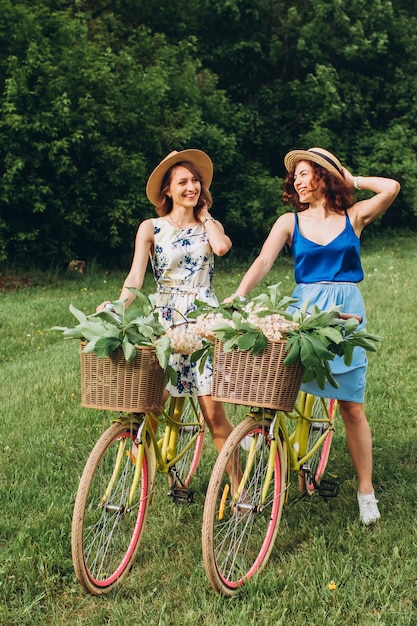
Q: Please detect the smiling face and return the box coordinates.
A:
[168,165,202,209]
[293,160,318,203]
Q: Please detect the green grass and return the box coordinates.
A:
[1,233,417,625]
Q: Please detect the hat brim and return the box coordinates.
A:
[146,149,213,206]
[284,149,344,180]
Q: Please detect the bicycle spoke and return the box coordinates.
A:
[302,397,335,495]
[72,422,150,594]
[202,417,286,596]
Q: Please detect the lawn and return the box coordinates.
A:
[1,232,417,625]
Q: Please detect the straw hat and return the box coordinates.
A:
[284,147,344,180]
[146,149,213,206]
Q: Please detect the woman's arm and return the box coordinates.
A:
[119,220,154,307]
[227,212,294,300]
[343,167,401,232]
[199,205,232,256]
[97,219,154,311]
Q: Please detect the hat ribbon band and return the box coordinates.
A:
[308,150,342,174]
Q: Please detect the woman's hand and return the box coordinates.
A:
[223,294,248,304]
[96,301,112,312]
[198,202,211,223]
[341,166,354,188]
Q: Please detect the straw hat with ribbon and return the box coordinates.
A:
[146,149,213,206]
[284,147,344,181]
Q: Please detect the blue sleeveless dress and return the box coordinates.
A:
[288,213,367,402]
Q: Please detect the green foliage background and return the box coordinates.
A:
[0,0,415,268]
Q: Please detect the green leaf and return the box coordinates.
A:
[137,324,156,339]
[237,332,258,351]
[190,344,212,363]
[81,339,98,353]
[94,336,121,357]
[212,322,235,334]
[223,336,239,352]
[343,342,354,366]
[323,361,339,388]
[51,326,84,339]
[314,365,327,390]
[94,310,122,326]
[69,304,87,324]
[300,309,338,330]
[305,334,336,360]
[231,311,244,326]
[187,299,216,318]
[302,367,316,383]
[165,365,177,385]
[346,336,379,351]
[252,332,268,355]
[155,335,171,369]
[191,339,214,374]
[343,317,360,333]
[283,338,301,365]
[127,288,153,314]
[122,341,137,363]
[316,326,344,344]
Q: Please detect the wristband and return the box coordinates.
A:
[354,176,361,190]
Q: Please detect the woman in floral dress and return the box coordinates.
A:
[99,149,234,456]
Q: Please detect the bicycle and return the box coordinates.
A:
[71,394,205,595]
[200,310,368,596]
[201,390,338,596]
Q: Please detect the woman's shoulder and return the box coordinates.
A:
[276,211,296,229]
[267,211,296,242]
[138,217,156,229]
[136,217,157,240]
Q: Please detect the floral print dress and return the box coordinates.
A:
[150,217,219,396]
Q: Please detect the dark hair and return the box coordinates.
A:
[283,161,355,213]
[155,161,213,217]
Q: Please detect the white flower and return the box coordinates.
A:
[165,325,203,355]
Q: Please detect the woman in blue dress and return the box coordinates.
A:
[227,147,400,525]
[98,149,235,459]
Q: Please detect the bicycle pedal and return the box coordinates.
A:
[168,486,194,505]
[316,479,339,499]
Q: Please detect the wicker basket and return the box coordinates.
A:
[80,342,165,412]
[212,338,304,411]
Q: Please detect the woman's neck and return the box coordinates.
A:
[165,208,198,229]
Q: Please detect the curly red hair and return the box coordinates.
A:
[283,161,355,213]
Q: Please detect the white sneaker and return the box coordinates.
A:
[357,492,381,525]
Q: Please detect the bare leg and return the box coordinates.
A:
[197,395,233,454]
[338,400,380,524]
[198,395,243,492]
[338,400,373,494]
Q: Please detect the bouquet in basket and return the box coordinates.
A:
[185,283,381,391]
[52,288,178,412]
[51,288,172,371]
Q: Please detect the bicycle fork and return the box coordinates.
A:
[231,416,280,515]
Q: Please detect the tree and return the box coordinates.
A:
[1,0,416,268]
[0,1,242,266]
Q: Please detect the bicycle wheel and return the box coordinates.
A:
[72,419,151,595]
[202,415,287,596]
[301,396,336,495]
[172,396,205,487]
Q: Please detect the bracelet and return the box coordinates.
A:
[354,176,361,190]
[202,217,216,225]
